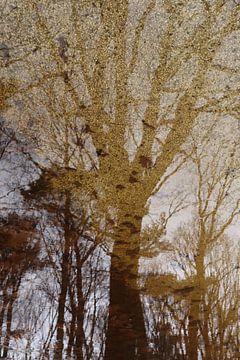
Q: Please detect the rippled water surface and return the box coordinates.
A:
[0,0,240,359]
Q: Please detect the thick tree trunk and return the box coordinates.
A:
[105,216,148,360]
[187,300,199,360]
[105,255,148,360]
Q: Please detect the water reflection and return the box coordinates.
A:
[1,0,240,359]
[145,231,240,360]
[22,170,109,360]
[0,214,39,358]
[0,120,239,359]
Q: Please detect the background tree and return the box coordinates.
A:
[0,214,39,358]
[143,118,240,360]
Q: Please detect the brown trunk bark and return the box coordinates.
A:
[202,302,212,360]
[187,301,199,360]
[0,286,9,349]
[2,278,21,358]
[53,238,70,359]
[54,193,71,360]
[74,249,84,360]
[196,243,212,360]
[187,243,205,360]
[66,284,76,358]
[105,216,148,360]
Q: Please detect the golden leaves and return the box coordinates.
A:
[0,80,18,111]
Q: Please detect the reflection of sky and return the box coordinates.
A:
[4,246,110,359]
[147,124,240,242]
[0,140,39,214]
[142,117,240,277]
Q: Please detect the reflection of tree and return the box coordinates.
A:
[1,0,240,358]
[0,119,41,358]
[146,233,240,360]
[175,130,240,359]
[0,118,35,209]
[23,168,108,359]
[144,293,186,360]
[145,126,240,360]
[0,214,39,358]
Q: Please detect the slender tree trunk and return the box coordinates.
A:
[187,242,205,360]
[54,194,71,360]
[202,302,212,360]
[2,278,21,358]
[66,284,76,358]
[74,248,84,360]
[54,237,70,359]
[0,286,9,354]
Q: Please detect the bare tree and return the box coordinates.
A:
[144,120,240,360]
[0,214,39,358]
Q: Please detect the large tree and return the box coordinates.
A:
[1,0,240,358]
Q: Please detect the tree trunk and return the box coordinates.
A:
[74,248,84,360]
[54,193,71,360]
[2,278,21,358]
[105,216,148,360]
[53,241,70,359]
[66,284,76,358]
[187,300,199,360]
[187,243,205,360]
